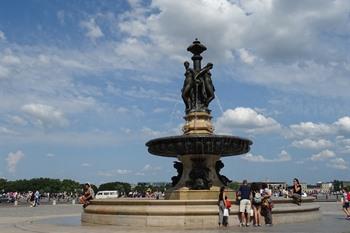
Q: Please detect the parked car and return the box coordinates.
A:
[95,190,119,199]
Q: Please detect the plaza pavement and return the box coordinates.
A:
[0,202,349,233]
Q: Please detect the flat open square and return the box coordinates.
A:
[0,202,348,233]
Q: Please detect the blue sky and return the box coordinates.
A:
[0,0,350,185]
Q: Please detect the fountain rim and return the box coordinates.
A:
[146,134,253,158]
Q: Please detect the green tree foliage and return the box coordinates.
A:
[0,178,6,192]
[1,178,174,196]
[61,179,81,193]
[2,178,82,194]
[333,180,342,192]
[227,181,240,191]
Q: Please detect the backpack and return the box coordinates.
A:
[226,199,232,209]
[347,192,350,202]
[254,192,262,204]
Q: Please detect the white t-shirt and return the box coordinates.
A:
[343,192,348,203]
[263,188,272,196]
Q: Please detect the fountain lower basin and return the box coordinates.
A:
[81,197,320,227]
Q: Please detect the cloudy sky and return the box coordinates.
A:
[0,0,350,185]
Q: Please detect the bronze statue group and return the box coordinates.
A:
[181,61,215,114]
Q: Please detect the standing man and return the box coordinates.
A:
[34,190,40,207]
[237,180,252,227]
[342,187,350,219]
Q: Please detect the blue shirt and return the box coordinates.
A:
[239,185,251,200]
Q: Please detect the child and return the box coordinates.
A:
[223,196,232,227]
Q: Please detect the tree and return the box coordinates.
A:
[0,178,6,192]
[61,179,81,194]
[227,181,240,191]
[333,180,342,192]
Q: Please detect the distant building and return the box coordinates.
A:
[266,182,287,191]
[305,184,320,193]
[300,183,307,192]
[321,182,333,193]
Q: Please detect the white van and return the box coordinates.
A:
[95,190,119,199]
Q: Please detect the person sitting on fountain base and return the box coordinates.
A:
[289,178,302,205]
[79,183,95,208]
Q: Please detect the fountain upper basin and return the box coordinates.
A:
[146,134,252,157]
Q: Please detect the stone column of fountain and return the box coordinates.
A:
[146,39,252,200]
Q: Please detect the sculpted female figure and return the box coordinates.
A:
[181,61,195,112]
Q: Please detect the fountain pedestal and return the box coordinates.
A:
[165,154,226,200]
[183,112,214,135]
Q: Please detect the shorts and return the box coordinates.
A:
[343,202,349,209]
[239,199,251,213]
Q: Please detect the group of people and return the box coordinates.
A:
[218,178,302,227]
[29,190,41,207]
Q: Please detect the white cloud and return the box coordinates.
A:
[291,138,332,150]
[46,153,55,158]
[327,158,348,170]
[140,127,163,137]
[141,164,162,172]
[8,115,27,126]
[288,122,335,139]
[0,30,5,41]
[115,0,350,97]
[97,169,132,177]
[80,18,104,41]
[334,116,350,134]
[310,149,336,161]
[153,107,167,113]
[215,107,280,134]
[21,103,69,128]
[57,10,65,25]
[0,65,10,79]
[241,150,291,163]
[336,136,350,154]
[2,55,21,65]
[136,164,162,176]
[0,126,18,136]
[114,38,162,69]
[238,48,256,64]
[81,163,91,167]
[6,150,24,173]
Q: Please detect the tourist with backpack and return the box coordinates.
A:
[261,183,273,226]
[251,183,262,227]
